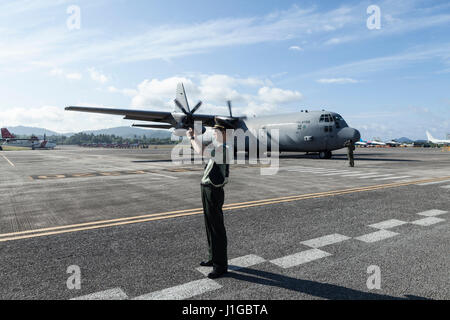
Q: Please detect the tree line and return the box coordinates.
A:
[45,133,176,145]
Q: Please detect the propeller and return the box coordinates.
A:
[227,100,233,117]
[174,98,204,132]
[174,99,202,117]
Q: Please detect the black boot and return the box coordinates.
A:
[200,260,213,267]
[207,266,228,279]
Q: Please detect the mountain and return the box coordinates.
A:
[4,126,172,139]
[6,126,60,136]
[395,137,414,143]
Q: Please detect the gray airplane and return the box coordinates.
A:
[66,83,360,159]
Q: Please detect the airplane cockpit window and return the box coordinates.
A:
[319,114,325,122]
[333,114,348,128]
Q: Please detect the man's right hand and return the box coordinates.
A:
[186,128,195,139]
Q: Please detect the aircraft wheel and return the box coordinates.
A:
[319,151,332,159]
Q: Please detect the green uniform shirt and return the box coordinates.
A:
[201,143,230,187]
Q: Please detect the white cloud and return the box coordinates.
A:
[66,72,82,80]
[88,68,109,84]
[0,105,128,133]
[317,78,360,84]
[49,68,82,80]
[258,86,303,104]
[289,46,303,51]
[115,74,303,117]
[4,1,450,71]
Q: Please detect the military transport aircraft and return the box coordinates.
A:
[66,83,360,159]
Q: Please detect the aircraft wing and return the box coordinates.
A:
[65,106,175,123]
[65,106,223,127]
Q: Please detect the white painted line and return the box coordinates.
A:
[147,172,178,179]
[321,171,354,176]
[416,209,448,217]
[300,234,351,248]
[270,249,331,269]
[354,230,399,243]
[2,155,15,167]
[417,179,450,186]
[368,219,408,230]
[358,174,393,179]
[133,278,222,300]
[341,172,380,177]
[288,169,331,173]
[441,185,450,189]
[339,172,367,177]
[411,217,446,226]
[71,288,128,300]
[197,254,266,276]
[373,175,411,181]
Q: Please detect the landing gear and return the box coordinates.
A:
[319,151,332,159]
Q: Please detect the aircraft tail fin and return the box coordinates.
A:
[1,128,14,139]
[426,131,434,142]
[175,83,190,112]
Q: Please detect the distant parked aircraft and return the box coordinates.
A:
[426,131,450,145]
[1,128,56,149]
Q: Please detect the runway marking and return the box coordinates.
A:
[30,169,176,180]
[269,249,331,268]
[417,179,450,186]
[368,219,408,230]
[196,254,266,276]
[146,171,178,180]
[1,176,450,242]
[300,234,351,248]
[340,172,373,177]
[132,278,222,300]
[71,288,128,300]
[358,174,393,179]
[354,230,399,243]
[373,175,411,181]
[2,155,15,167]
[441,185,450,189]
[321,171,357,176]
[411,217,446,226]
[416,209,448,217]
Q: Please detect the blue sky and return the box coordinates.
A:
[0,0,449,140]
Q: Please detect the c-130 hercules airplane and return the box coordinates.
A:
[66,83,360,159]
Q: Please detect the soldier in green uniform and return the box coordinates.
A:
[187,123,230,279]
[344,140,355,167]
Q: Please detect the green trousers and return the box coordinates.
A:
[201,184,228,268]
[347,148,355,167]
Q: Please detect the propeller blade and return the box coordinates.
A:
[174,99,189,115]
[191,101,202,114]
[227,100,233,117]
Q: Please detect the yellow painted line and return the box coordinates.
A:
[2,155,15,167]
[0,178,423,238]
[0,175,449,243]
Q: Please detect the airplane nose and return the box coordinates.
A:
[353,129,361,142]
[338,127,360,143]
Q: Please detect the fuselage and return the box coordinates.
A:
[243,110,360,152]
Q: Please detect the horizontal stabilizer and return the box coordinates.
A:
[132,124,173,129]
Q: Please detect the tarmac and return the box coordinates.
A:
[0,145,449,300]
